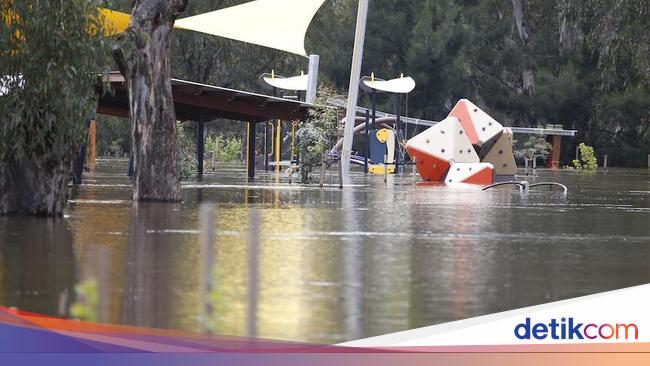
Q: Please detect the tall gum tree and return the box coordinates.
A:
[113,0,187,202]
[0,0,110,216]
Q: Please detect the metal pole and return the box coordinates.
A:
[291,122,297,162]
[264,121,269,171]
[340,0,371,185]
[247,122,256,180]
[364,109,369,174]
[412,156,416,181]
[395,93,402,172]
[306,55,320,104]
[603,154,608,171]
[196,120,205,176]
[524,158,529,176]
[371,89,377,129]
[275,120,281,172]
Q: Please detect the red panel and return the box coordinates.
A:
[407,146,451,182]
[547,135,561,170]
[448,100,480,146]
[462,166,493,185]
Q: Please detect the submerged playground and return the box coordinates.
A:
[1,0,650,348]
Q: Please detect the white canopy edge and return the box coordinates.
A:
[361,75,416,94]
[175,0,326,57]
[260,73,308,91]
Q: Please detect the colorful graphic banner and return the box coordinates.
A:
[1,284,649,365]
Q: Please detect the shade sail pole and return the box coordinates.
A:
[306,54,320,103]
[340,0,370,185]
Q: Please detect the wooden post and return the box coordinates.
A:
[196,120,204,176]
[87,119,97,171]
[549,135,561,170]
[247,123,256,180]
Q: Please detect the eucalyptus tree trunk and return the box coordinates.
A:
[112,0,187,202]
[0,154,75,216]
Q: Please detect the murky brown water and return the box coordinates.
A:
[1,158,649,343]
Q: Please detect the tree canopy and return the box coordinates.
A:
[107,0,650,167]
[0,0,110,215]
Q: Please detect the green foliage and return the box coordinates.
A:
[297,86,341,183]
[206,135,242,162]
[514,135,553,162]
[96,115,130,156]
[70,279,98,322]
[0,0,110,164]
[566,143,598,171]
[177,121,197,180]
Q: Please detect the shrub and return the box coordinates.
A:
[206,135,241,162]
[513,135,552,163]
[297,86,342,183]
[177,121,197,180]
[566,143,598,171]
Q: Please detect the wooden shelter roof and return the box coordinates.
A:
[96,72,311,122]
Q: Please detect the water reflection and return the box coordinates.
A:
[0,159,649,344]
[0,217,76,317]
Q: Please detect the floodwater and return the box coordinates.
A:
[0,158,649,344]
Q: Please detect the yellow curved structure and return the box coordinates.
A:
[98,8,131,35]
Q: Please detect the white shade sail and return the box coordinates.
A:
[360,75,416,94]
[175,0,326,57]
[260,73,308,91]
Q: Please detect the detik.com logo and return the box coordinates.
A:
[514,318,638,340]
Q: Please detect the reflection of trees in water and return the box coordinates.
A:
[408,190,504,328]
[0,217,76,317]
[121,202,200,331]
[70,190,130,325]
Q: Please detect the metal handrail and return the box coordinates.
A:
[529,182,568,193]
[483,181,567,194]
[482,181,525,191]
